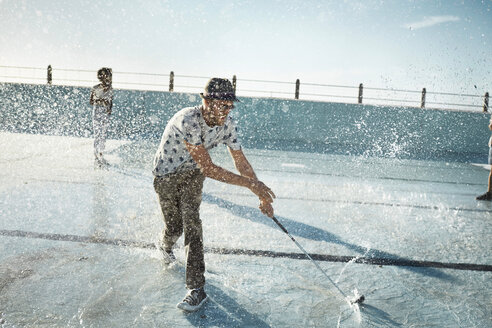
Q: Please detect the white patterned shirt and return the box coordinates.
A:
[153,106,241,176]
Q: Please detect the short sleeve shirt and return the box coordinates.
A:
[152,106,241,176]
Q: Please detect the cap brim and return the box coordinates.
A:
[200,93,241,102]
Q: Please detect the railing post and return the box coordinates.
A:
[232,75,237,93]
[47,65,52,85]
[358,83,363,104]
[483,92,489,112]
[169,71,174,92]
[421,88,426,109]
[295,79,300,99]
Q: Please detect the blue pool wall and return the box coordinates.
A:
[1,82,490,163]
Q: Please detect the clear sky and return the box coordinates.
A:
[1,0,491,98]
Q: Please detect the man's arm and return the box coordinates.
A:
[108,89,114,113]
[184,141,275,204]
[107,99,113,115]
[228,147,275,216]
[89,89,95,106]
[228,147,257,180]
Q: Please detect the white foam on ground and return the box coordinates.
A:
[281,163,306,168]
[471,163,491,170]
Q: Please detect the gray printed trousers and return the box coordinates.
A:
[92,109,110,157]
[153,169,206,289]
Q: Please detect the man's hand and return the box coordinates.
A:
[248,179,275,204]
[248,179,275,217]
[93,99,111,107]
[259,199,274,218]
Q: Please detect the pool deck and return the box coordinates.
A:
[0,131,491,327]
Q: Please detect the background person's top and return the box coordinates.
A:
[153,106,241,177]
[91,84,113,110]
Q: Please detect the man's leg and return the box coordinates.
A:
[176,169,208,312]
[489,147,492,193]
[154,175,183,253]
[476,147,492,200]
[179,169,206,290]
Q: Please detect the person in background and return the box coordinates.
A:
[152,78,275,312]
[476,115,492,200]
[90,67,113,167]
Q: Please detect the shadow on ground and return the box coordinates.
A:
[202,193,455,281]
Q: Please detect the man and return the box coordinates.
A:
[89,67,113,167]
[476,115,492,200]
[152,78,275,312]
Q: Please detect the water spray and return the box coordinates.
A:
[109,165,366,305]
[270,216,365,306]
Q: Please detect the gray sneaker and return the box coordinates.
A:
[176,287,208,312]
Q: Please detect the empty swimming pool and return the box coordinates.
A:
[1,132,491,327]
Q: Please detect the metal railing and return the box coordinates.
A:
[0,65,489,112]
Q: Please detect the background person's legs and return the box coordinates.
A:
[487,169,492,193]
[476,147,492,200]
[93,110,110,160]
[488,147,492,194]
